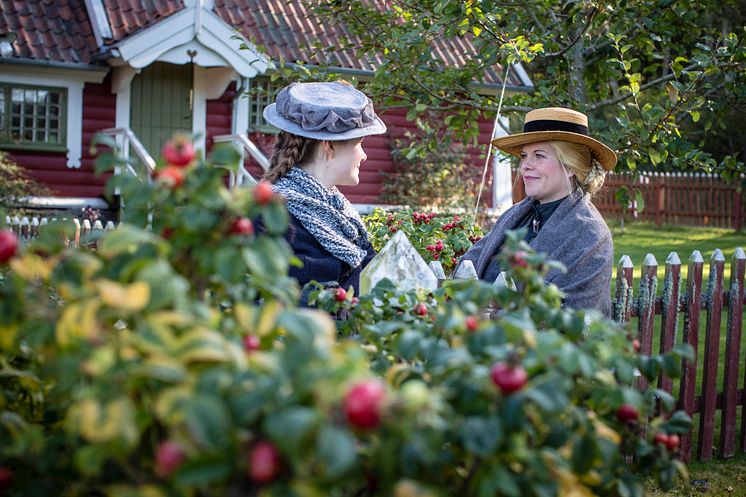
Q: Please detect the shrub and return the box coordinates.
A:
[364,207,483,275]
[0,134,691,497]
[0,151,52,216]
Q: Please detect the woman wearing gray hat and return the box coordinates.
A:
[460,107,616,316]
[261,81,387,303]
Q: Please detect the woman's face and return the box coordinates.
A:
[326,138,367,187]
[519,142,572,203]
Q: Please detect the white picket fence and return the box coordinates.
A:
[5,215,117,247]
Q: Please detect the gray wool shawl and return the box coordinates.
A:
[461,188,613,315]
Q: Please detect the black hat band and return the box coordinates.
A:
[523,119,589,135]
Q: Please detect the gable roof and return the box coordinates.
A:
[0,0,531,90]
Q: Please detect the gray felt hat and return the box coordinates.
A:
[263,82,387,141]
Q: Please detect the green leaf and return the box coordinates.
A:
[173,455,233,487]
[99,224,164,258]
[572,434,598,473]
[315,425,357,479]
[264,407,320,457]
[460,415,502,456]
[184,394,233,451]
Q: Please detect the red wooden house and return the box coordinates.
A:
[0,0,532,212]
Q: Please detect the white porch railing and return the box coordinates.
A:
[212,134,270,189]
[98,127,156,183]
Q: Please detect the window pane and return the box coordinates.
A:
[1,85,65,146]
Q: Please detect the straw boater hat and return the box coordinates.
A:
[263,82,387,141]
[492,107,617,171]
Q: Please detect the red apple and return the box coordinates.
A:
[616,404,639,423]
[254,181,274,206]
[230,217,254,236]
[344,380,387,429]
[162,135,195,167]
[334,287,347,302]
[490,362,528,395]
[248,440,280,484]
[155,440,185,478]
[0,230,19,263]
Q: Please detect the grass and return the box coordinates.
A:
[609,221,746,496]
[609,221,745,283]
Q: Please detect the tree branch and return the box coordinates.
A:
[543,7,598,58]
[588,63,699,110]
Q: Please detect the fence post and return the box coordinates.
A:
[735,189,743,232]
[722,248,745,456]
[613,255,634,323]
[698,249,725,461]
[636,254,658,391]
[679,250,704,463]
[658,252,681,395]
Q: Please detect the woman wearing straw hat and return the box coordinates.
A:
[460,107,616,315]
[260,81,386,302]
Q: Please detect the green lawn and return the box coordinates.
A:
[609,221,745,283]
[610,222,746,496]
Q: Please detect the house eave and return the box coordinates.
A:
[0,59,108,83]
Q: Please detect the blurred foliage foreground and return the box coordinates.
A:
[0,136,693,497]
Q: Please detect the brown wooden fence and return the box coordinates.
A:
[613,248,746,462]
[512,171,746,230]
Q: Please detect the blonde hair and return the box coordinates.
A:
[264,131,318,183]
[548,141,605,195]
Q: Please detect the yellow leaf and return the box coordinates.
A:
[256,301,282,337]
[155,387,192,424]
[9,253,55,280]
[97,280,150,312]
[70,397,138,448]
[56,302,100,346]
[0,324,18,351]
[177,328,231,364]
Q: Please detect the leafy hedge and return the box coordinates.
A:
[0,136,691,497]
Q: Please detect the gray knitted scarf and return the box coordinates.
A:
[273,167,369,267]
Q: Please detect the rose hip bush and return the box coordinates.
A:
[364,207,483,275]
[0,134,692,497]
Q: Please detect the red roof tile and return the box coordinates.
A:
[0,0,99,63]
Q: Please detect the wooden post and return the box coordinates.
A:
[654,184,664,227]
[734,189,742,232]
[698,249,725,460]
[658,252,681,395]
[636,254,658,391]
[679,250,704,463]
[723,248,745,456]
[613,255,634,324]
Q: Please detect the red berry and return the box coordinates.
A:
[0,467,13,492]
[230,217,254,236]
[632,339,641,352]
[465,316,479,332]
[616,404,639,423]
[414,303,427,316]
[155,440,185,478]
[0,230,19,263]
[389,227,398,233]
[490,362,528,395]
[162,135,195,167]
[161,227,174,240]
[344,380,387,429]
[425,245,435,251]
[247,440,280,484]
[432,254,439,260]
[665,434,680,451]
[453,215,461,223]
[653,432,669,447]
[334,287,347,302]
[510,251,529,269]
[244,335,261,351]
[254,181,274,206]
[351,297,360,305]
[155,166,185,188]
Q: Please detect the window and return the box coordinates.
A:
[248,77,283,133]
[0,83,66,150]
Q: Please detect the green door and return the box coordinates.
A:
[130,62,193,159]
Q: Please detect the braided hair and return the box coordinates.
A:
[264,131,319,183]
